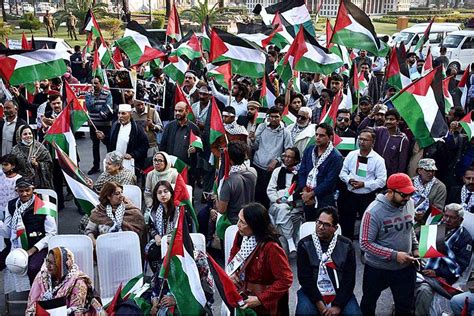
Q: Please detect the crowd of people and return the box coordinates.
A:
[0,21,472,315]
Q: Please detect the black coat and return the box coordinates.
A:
[297,234,356,309]
[107,119,149,168]
[0,116,27,153]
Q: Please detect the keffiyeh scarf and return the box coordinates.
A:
[306,142,334,189]
[413,176,436,213]
[226,236,257,276]
[312,232,338,305]
[154,204,178,237]
[105,203,125,233]
[224,121,248,136]
[290,124,305,142]
[460,186,474,213]
[230,164,246,175]
[10,196,35,246]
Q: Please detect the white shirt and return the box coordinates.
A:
[116,122,132,155]
[2,117,17,155]
[208,80,248,117]
[339,149,387,194]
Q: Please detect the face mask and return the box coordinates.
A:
[22,139,33,146]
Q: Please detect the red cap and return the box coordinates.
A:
[387,173,415,194]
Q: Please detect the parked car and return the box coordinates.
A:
[431,30,474,72]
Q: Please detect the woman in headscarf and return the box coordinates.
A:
[227,203,293,315]
[89,151,136,193]
[26,247,101,315]
[84,181,145,247]
[144,152,178,208]
[145,180,180,273]
[11,125,53,189]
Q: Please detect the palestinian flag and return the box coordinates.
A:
[283,182,297,200]
[115,21,166,66]
[443,76,455,113]
[236,23,277,49]
[209,97,226,145]
[260,73,277,108]
[174,84,195,122]
[254,0,315,37]
[422,48,433,76]
[163,56,188,84]
[55,145,99,216]
[458,67,470,108]
[209,27,266,78]
[83,10,112,67]
[174,173,198,226]
[282,105,296,125]
[336,137,358,151]
[16,220,28,250]
[280,27,342,76]
[253,108,267,125]
[201,16,211,52]
[34,193,57,218]
[112,47,124,69]
[36,297,67,316]
[168,155,189,183]
[82,32,93,60]
[104,282,123,315]
[207,62,232,90]
[64,81,89,133]
[321,90,343,126]
[426,206,443,225]
[166,2,182,42]
[44,103,77,164]
[390,66,448,148]
[207,254,244,310]
[330,0,389,57]
[170,31,202,60]
[189,130,203,150]
[460,111,474,140]
[356,156,368,177]
[386,46,411,91]
[270,13,294,50]
[0,50,67,85]
[419,224,447,258]
[414,19,434,52]
[92,48,106,85]
[83,9,102,38]
[159,206,207,315]
[21,32,30,50]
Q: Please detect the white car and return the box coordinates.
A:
[431,30,474,73]
[8,37,73,61]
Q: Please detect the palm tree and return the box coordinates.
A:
[53,0,108,31]
[182,0,227,25]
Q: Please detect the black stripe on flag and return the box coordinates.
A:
[254,0,306,15]
[213,27,266,52]
[125,20,164,49]
[429,67,449,139]
[343,0,383,51]
[237,23,274,36]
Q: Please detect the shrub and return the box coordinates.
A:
[0,21,12,41]
[149,16,165,29]
[98,18,123,39]
[19,13,41,31]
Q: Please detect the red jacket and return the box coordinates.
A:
[229,235,293,313]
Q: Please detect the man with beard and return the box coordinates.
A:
[286,107,315,156]
[359,108,410,176]
[351,96,372,131]
[160,102,201,185]
[10,79,52,123]
[310,89,333,124]
[354,49,372,68]
[406,52,418,78]
[97,104,149,171]
[251,106,292,208]
[359,173,419,315]
[450,166,474,213]
[191,86,212,131]
[85,76,114,175]
[182,71,200,105]
[237,101,266,148]
[0,101,26,156]
[359,62,383,103]
[131,99,162,153]
[0,177,57,284]
[210,80,249,117]
[222,106,248,143]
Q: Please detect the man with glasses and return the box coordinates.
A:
[296,207,360,315]
[335,109,357,157]
[286,107,315,156]
[415,203,472,315]
[360,173,419,315]
[267,147,302,255]
[250,106,292,208]
[339,129,386,240]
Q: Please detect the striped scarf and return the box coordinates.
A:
[306,142,334,189]
[10,196,35,249]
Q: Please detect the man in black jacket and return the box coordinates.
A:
[0,100,26,156]
[296,207,360,316]
[96,103,149,171]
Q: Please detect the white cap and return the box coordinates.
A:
[118,104,132,112]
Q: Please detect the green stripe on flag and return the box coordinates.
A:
[213,56,264,79]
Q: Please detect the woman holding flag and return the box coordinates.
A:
[227,203,293,314]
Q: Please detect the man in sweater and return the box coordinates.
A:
[250,106,292,208]
[360,173,419,315]
[296,207,360,315]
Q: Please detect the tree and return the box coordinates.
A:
[182,0,227,25]
[53,0,108,31]
[99,18,123,39]
[0,21,12,42]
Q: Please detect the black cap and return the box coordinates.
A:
[15,177,34,188]
[331,73,343,82]
[359,95,372,104]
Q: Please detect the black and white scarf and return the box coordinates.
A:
[105,203,125,233]
[312,232,338,305]
[154,204,178,236]
[10,197,35,246]
[460,186,474,213]
[226,236,257,276]
[306,142,334,189]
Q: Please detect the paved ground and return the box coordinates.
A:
[0,135,394,315]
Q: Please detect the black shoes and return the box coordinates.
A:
[87,167,100,175]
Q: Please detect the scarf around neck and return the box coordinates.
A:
[226,235,257,276]
[306,142,334,189]
[460,185,474,213]
[10,196,35,246]
[106,203,125,233]
[312,232,338,305]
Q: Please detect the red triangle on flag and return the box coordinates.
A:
[136,46,166,66]
[424,245,446,258]
[105,282,123,316]
[188,33,202,52]
[33,194,46,214]
[209,28,229,62]
[283,27,308,69]
[332,1,351,34]
[461,110,473,123]
[326,19,333,49]
[36,303,50,316]
[173,173,190,207]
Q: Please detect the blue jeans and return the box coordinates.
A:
[450,292,474,316]
[295,289,362,316]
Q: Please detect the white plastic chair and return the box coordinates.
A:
[224,225,239,265]
[96,231,142,305]
[161,233,206,259]
[462,211,474,239]
[123,184,142,210]
[48,235,94,284]
[34,189,59,225]
[299,222,341,239]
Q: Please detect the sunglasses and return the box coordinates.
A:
[297,115,308,120]
[394,190,413,199]
[337,117,350,122]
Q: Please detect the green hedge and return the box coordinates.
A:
[387,9,453,15]
[374,13,471,24]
